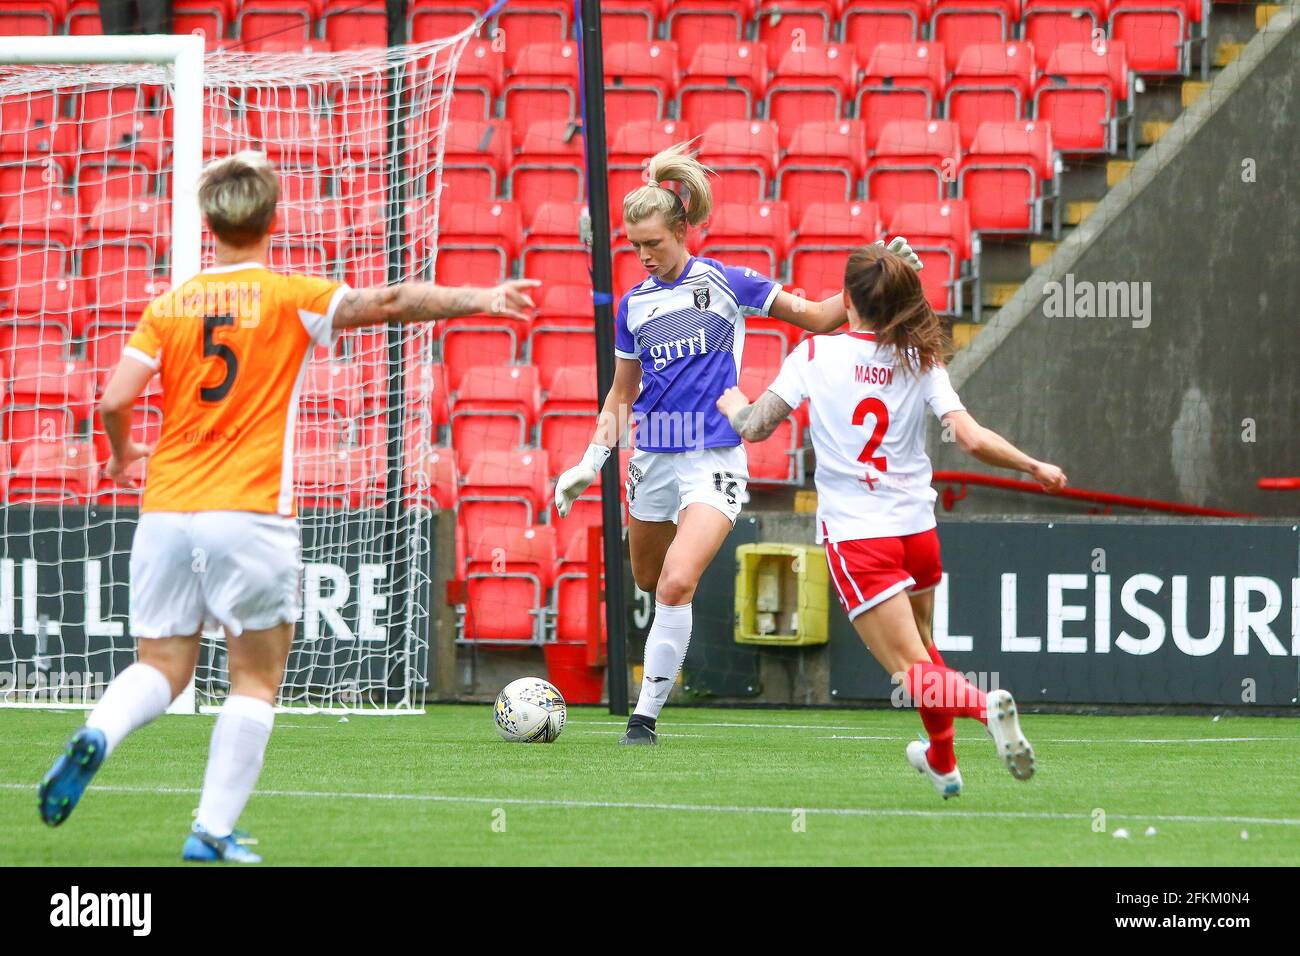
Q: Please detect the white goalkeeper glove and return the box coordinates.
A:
[554,443,612,518]
[876,235,923,271]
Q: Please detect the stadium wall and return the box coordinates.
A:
[931,10,1300,518]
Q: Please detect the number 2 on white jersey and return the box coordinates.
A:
[852,396,888,471]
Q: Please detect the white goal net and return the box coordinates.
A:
[0,29,477,712]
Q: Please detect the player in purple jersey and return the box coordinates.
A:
[554,142,921,745]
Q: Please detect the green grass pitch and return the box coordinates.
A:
[4,705,1298,866]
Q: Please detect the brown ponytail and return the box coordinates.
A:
[844,243,950,373]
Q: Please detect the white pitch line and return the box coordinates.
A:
[572,719,1297,745]
[3,782,1298,828]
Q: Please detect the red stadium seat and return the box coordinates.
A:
[463,523,557,642]
[929,0,1017,73]
[957,119,1057,234]
[302,361,365,418]
[509,121,585,220]
[756,1,835,68]
[775,120,868,227]
[1021,1,1104,72]
[407,362,451,431]
[699,120,780,205]
[798,200,884,244]
[699,201,791,277]
[534,283,595,327]
[0,2,62,35]
[865,119,961,228]
[540,366,598,415]
[296,447,383,510]
[1032,42,1132,154]
[842,0,926,64]
[677,42,767,132]
[441,119,512,203]
[408,2,482,43]
[604,42,680,127]
[607,118,694,224]
[766,45,858,147]
[64,0,103,36]
[11,355,92,413]
[539,411,596,481]
[521,201,590,288]
[173,0,229,51]
[857,42,947,151]
[435,200,521,285]
[8,440,97,505]
[0,191,77,247]
[440,320,520,391]
[454,364,541,426]
[80,114,166,170]
[406,442,458,510]
[451,41,506,121]
[888,200,974,315]
[666,0,755,70]
[1109,0,1197,75]
[600,0,659,45]
[235,0,318,49]
[531,324,596,390]
[465,523,557,586]
[450,409,530,474]
[458,448,551,547]
[503,43,580,147]
[490,0,570,52]
[0,320,68,382]
[944,42,1035,150]
[322,0,389,49]
[554,528,603,642]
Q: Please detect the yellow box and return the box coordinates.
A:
[734,543,828,646]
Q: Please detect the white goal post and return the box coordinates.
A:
[0,28,477,714]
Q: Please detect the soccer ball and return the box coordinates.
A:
[494,678,566,743]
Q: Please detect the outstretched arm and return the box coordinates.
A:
[765,236,924,335]
[943,409,1068,492]
[717,386,794,443]
[333,278,540,330]
[767,288,849,335]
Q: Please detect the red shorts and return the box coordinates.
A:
[824,528,942,621]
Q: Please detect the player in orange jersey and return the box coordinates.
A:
[38,151,538,861]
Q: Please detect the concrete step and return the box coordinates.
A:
[1063,200,1099,225]
[1140,119,1173,145]
[1182,79,1211,108]
[951,322,985,350]
[981,282,1021,308]
[1215,40,1248,67]
[1107,159,1136,187]
[1029,240,1057,267]
[1257,3,1283,29]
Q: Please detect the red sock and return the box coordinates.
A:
[922,721,957,773]
[906,662,988,724]
[925,642,945,667]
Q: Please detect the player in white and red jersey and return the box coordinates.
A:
[718,243,1067,798]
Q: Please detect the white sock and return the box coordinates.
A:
[85,662,173,758]
[195,695,275,839]
[633,601,693,721]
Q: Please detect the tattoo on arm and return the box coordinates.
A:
[729,391,794,442]
[334,284,487,330]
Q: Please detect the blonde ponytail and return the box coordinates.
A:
[622,140,714,231]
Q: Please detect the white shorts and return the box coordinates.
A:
[130,511,303,639]
[625,445,749,525]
